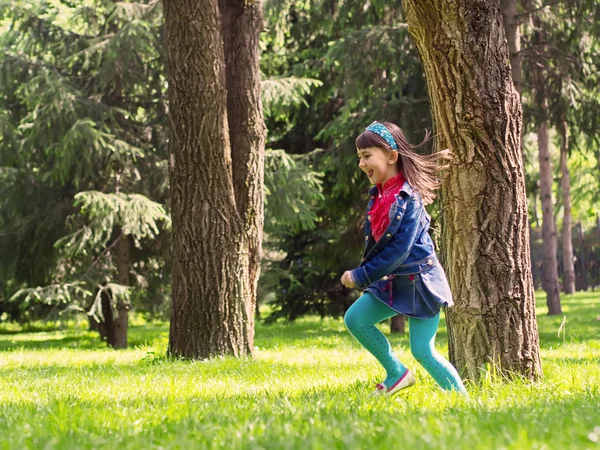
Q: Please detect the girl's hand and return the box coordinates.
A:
[341,271,357,289]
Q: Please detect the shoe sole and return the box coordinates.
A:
[385,370,416,397]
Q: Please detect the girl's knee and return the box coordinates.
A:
[410,342,433,362]
[344,308,359,331]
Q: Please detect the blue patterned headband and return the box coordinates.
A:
[365,121,398,150]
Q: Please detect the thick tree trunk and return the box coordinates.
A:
[537,121,562,313]
[403,0,541,381]
[219,0,266,349]
[559,121,575,294]
[390,315,406,334]
[164,0,263,358]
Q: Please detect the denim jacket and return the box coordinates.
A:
[350,181,454,318]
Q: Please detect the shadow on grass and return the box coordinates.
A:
[1,292,596,353]
[0,356,370,382]
[255,315,449,349]
[0,325,168,352]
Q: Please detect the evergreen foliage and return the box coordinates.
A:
[0,0,169,323]
[0,0,597,326]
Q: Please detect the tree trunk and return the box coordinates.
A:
[164,0,264,358]
[390,315,406,334]
[559,121,575,295]
[578,220,588,291]
[92,232,131,349]
[88,315,107,341]
[100,289,116,347]
[403,0,541,381]
[111,232,131,349]
[536,120,562,314]
[530,16,562,315]
[531,189,540,228]
[500,0,521,96]
[219,0,266,349]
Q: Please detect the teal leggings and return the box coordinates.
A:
[344,292,467,394]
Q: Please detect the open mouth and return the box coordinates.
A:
[367,170,374,178]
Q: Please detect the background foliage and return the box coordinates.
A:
[0,0,598,330]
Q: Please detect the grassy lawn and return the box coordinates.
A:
[1,292,599,449]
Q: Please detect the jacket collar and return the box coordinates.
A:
[369,180,413,198]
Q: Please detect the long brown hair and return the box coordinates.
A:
[355,121,452,205]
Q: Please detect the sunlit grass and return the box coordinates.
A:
[0,292,599,449]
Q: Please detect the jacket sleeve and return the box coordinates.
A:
[350,198,421,289]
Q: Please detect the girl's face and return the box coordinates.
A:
[357,146,399,186]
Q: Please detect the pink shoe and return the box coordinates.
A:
[384,369,416,397]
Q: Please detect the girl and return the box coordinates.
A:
[340,120,467,397]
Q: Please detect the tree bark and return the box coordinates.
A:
[91,232,130,349]
[403,0,541,381]
[578,220,588,291]
[100,289,116,347]
[390,315,406,334]
[500,0,521,96]
[111,232,131,349]
[164,0,264,358]
[529,15,562,314]
[219,0,266,351]
[559,120,575,295]
[536,120,561,313]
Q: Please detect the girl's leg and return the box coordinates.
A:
[408,313,467,394]
[344,292,407,387]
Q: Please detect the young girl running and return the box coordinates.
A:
[340,120,467,397]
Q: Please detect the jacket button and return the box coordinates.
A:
[365,236,369,241]
[427,258,433,266]
[367,215,371,221]
[397,216,401,220]
[386,233,391,237]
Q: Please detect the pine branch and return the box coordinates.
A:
[517,0,566,18]
[9,6,96,41]
[2,52,68,79]
[81,231,123,280]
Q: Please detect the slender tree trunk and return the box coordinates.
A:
[559,121,575,294]
[500,0,521,96]
[403,0,541,381]
[164,0,264,358]
[578,220,588,291]
[89,313,107,340]
[390,315,406,334]
[100,289,116,346]
[532,189,540,228]
[111,232,131,349]
[536,121,562,313]
[92,231,130,348]
[531,18,562,315]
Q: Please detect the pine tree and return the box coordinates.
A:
[0,0,171,346]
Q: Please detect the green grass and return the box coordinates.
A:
[1,292,599,449]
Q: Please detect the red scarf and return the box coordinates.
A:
[368,173,406,242]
